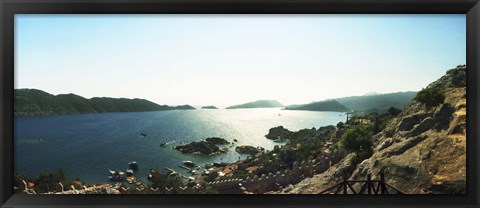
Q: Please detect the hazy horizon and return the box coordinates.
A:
[15,14,466,107]
[13,87,418,108]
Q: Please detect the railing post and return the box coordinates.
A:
[380,171,386,194]
[367,173,372,194]
[343,176,348,194]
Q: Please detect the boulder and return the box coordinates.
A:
[433,104,454,131]
[405,117,435,137]
[375,138,393,151]
[398,114,425,131]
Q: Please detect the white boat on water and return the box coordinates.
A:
[183,161,195,167]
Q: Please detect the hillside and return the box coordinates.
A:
[286,92,416,113]
[335,91,417,112]
[284,100,349,112]
[226,100,284,109]
[271,65,467,194]
[14,89,194,116]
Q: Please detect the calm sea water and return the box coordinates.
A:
[14,108,345,183]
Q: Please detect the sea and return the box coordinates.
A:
[14,108,346,184]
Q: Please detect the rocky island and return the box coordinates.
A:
[174,137,230,155]
[201,106,219,109]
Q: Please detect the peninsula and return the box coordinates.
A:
[226,100,284,109]
[14,89,195,116]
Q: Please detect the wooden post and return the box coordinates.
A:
[380,171,386,194]
[343,176,348,194]
[367,174,372,194]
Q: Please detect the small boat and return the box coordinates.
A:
[140,133,147,137]
[183,161,195,168]
[213,162,228,167]
[129,161,139,170]
[179,165,192,172]
[126,169,134,177]
[169,172,180,177]
[204,163,213,169]
[108,170,124,181]
[165,167,176,173]
[160,142,167,147]
[148,169,162,181]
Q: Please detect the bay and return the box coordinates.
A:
[14,108,345,183]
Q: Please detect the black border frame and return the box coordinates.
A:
[1,0,479,207]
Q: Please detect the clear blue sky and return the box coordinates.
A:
[15,14,466,107]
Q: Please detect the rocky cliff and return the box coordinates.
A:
[273,65,466,194]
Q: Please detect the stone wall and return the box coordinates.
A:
[208,159,332,194]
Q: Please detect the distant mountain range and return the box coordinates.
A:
[284,100,349,112]
[285,91,417,113]
[226,100,284,109]
[15,88,417,116]
[334,91,417,112]
[14,89,195,116]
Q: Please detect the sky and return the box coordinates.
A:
[15,14,466,108]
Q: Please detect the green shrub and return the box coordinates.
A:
[33,169,66,193]
[387,107,402,117]
[340,125,374,163]
[14,172,29,188]
[414,86,445,112]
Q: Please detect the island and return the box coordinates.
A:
[173,105,196,110]
[201,106,219,109]
[226,100,284,109]
[174,137,229,155]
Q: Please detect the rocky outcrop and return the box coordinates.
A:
[273,65,466,194]
[174,141,221,155]
[265,126,293,141]
[235,145,260,156]
[205,137,230,145]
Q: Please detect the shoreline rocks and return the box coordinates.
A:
[235,145,261,156]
